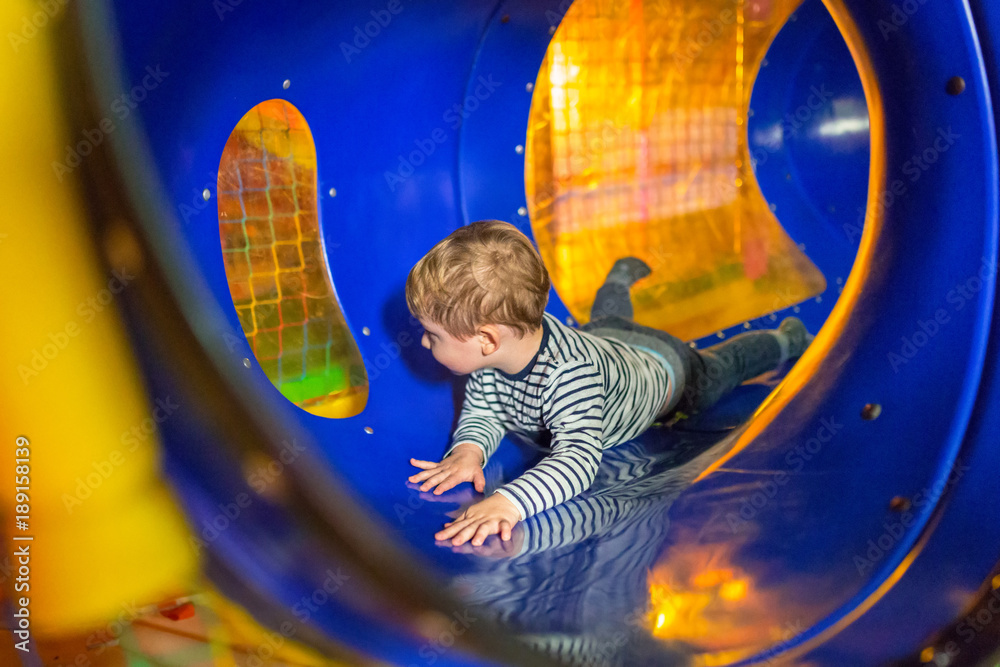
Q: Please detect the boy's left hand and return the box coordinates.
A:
[435,493,520,546]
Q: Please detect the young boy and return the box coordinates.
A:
[406,220,810,548]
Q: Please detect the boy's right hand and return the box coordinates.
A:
[409,443,485,495]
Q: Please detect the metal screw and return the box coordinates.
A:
[946,76,965,96]
[526,82,534,92]
[364,426,374,434]
[202,188,211,201]
[282,79,291,90]
[103,222,145,277]
[889,496,911,513]
[861,403,882,421]
[362,327,370,336]
[517,206,527,216]
[242,358,251,368]
[329,187,337,197]
[515,144,524,154]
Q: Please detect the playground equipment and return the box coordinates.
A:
[4,0,1000,664]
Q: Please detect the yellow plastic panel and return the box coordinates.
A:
[0,0,196,635]
[526,0,824,340]
[218,100,367,418]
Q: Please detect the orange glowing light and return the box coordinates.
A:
[217,100,368,417]
[525,0,821,341]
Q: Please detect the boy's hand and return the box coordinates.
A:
[408,443,485,495]
[444,525,525,558]
[434,493,520,546]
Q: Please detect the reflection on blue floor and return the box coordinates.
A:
[405,369,790,666]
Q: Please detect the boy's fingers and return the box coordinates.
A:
[409,459,439,469]
[433,477,462,495]
[408,468,439,482]
[434,522,463,541]
[419,471,452,492]
[499,520,512,541]
[435,516,474,540]
[470,522,496,547]
[473,470,485,493]
[451,522,483,546]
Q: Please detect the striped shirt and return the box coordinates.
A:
[447,312,673,519]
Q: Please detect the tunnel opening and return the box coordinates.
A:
[524,0,869,352]
[217,99,368,418]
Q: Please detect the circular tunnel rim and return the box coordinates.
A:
[68,0,1000,665]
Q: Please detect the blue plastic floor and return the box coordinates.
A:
[393,363,795,665]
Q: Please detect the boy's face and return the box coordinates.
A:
[418,318,486,375]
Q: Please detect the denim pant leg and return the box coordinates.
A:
[583,316,783,416]
[582,270,781,416]
[682,330,783,413]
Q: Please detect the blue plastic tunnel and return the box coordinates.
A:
[67,0,1000,664]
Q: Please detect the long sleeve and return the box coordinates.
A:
[446,371,507,464]
[495,362,605,519]
[516,495,627,555]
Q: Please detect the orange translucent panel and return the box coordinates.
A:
[526,0,823,340]
[218,99,367,418]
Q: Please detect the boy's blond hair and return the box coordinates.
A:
[406,220,550,339]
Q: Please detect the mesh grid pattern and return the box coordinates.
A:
[526,0,824,340]
[218,100,367,417]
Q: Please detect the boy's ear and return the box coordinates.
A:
[478,325,501,356]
